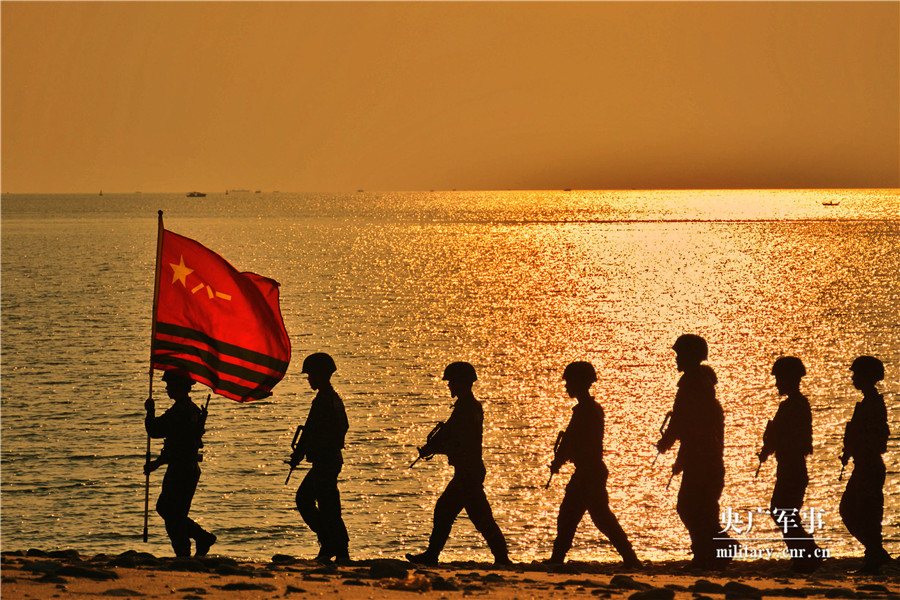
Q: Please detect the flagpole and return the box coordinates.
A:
[144,210,164,543]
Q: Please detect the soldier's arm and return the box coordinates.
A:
[550,424,574,472]
[144,403,171,439]
[657,391,686,453]
[657,412,680,453]
[421,422,449,457]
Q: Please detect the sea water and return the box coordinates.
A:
[1,189,898,563]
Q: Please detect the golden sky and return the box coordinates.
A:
[2,1,897,193]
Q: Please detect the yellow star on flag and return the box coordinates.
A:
[170,255,194,287]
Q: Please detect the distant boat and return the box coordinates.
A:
[822,201,840,206]
[186,191,206,197]
[99,190,103,196]
[254,190,262,194]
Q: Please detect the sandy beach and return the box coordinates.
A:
[2,550,897,600]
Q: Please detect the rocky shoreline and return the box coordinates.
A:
[1,549,897,600]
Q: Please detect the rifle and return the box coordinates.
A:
[755,419,772,478]
[545,431,565,488]
[198,394,211,461]
[410,421,443,468]
[284,425,304,485]
[651,411,672,466]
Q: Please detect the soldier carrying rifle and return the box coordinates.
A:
[758,356,822,573]
[839,356,891,574]
[288,352,350,564]
[546,361,640,568]
[655,334,732,570]
[406,361,511,566]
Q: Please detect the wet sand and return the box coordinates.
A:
[1,550,897,600]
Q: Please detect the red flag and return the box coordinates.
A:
[151,224,291,401]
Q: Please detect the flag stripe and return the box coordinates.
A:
[153,338,285,387]
[153,355,273,401]
[155,321,289,373]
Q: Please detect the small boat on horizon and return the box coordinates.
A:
[822,201,840,206]
[186,191,206,197]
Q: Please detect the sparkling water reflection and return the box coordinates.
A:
[1,190,897,563]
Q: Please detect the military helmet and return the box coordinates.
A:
[162,369,194,387]
[442,361,477,384]
[772,356,806,379]
[302,352,337,376]
[562,361,597,384]
[850,355,884,382]
[672,334,708,362]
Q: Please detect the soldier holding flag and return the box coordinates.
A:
[145,369,216,557]
[143,212,292,551]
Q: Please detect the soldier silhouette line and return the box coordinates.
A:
[144,369,216,557]
[546,361,641,568]
[289,352,350,564]
[840,356,892,574]
[758,356,823,573]
[406,362,511,566]
[656,334,733,570]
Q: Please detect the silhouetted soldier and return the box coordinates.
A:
[758,356,822,573]
[656,334,731,569]
[406,362,511,566]
[144,369,216,557]
[289,352,350,563]
[840,356,891,574]
[547,361,641,568]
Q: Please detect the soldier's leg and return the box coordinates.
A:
[156,464,198,557]
[771,466,819,570]
[839,467,868,546]
[677,468,723,568]
[550,472,588,563]
[585,483,639,566]
[855,465,887,570]
[425,476,467,558]
[296,468,323,536]
[463,483,510,563]
[312,461,349,559]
